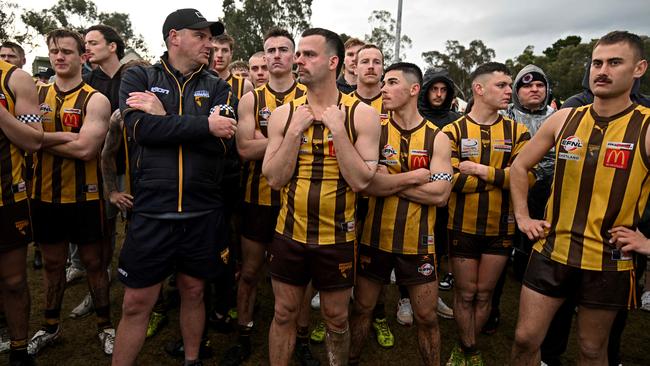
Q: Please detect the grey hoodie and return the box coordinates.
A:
[503,64,555,183]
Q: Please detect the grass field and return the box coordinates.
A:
[3,223,649,365]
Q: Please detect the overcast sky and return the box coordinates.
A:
[16,0,650,71]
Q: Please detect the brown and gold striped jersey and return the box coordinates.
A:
[361,118,440,254]
[242,81,307,206]
[33,82,100,203]
[349,91,390,120]
[226,74,246,100]
[443,115,531,236]
[534,104,650,271]
[0,60,28,206]
[275,92,360,245]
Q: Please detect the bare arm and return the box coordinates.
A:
[363,165,430,197]
[236,91,268,160]
[397,132,453,206]
[511,108,571,239]
[0,68,43,152]
[45,92,110,161]
[262,104,313,189]
[322,103,380,192]
[243,79,254,95]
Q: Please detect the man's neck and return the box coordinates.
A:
[55,74,83,92]
[216,69,230,80]
[343,71,356,86]
[167,53,197,76]
[355,82,381,100]
[593,92,634,118]
[468,100,499,125]
[97,56,122,78]
[392,100,422,130]
[268,72,295,93]
[306,78,339,118]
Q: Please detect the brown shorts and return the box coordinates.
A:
[357,244,437,286]
[240,202,280,243]
[448,230,513,259]
[32,200,105,245]
[268,234,354,291]
[0,200,31,252]
[523,251,635,310]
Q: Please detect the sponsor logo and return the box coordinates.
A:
[339,262,353,278]
[410,154,429,169]
[327,133,335,156]
[558,152,580,161]
[39,103,52,113]
[379,159,399,165]
[62,108,81,128]
[379,113,389,119]
[561,136,583,152]
[418,263,434,276]
[194,90,209,98]
[14,181,26,193]
[14,219,29,235]
[604,148,630,169]
[340,221,355,233]
[492,140,512,152]
[85,184,98,193]
[0,93,6,109]
[502,239,513,247]
[382,144,397,158]
[421,235,434,247]
[259,106,272,121]
[117,268,128,277]
[461,138,480,157]
[150,86,170,95]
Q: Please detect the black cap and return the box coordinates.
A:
[162,8,224,41]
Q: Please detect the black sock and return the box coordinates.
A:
[95,305,113,330]
[398,285,409,299]
[238,324,252,348]
[9,339,28,361]
[372,301,386,320]
[460,342,478,355]
[296,326,309,345]
[43,308,60,333]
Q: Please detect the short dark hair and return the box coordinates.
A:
[0,41,25,60]
[469,62,510,83]
[264,28,295,48]
[301,27,344,75]
[213,34,234,51]
[46,29,85,55]
[86,24,126,59]
[356,44,383,59]
[385,62,422,85]
[595,30,645,60]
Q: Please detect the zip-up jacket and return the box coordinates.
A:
[119,53,236,214]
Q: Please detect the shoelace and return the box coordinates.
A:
[376,321,391,337]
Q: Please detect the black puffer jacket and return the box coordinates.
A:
[119,53,236,214]
[417,68,461,128]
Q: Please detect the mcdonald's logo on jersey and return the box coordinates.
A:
[604,142,633,169]
[410,150,429,169]
[62,108,82,128]
[0,93,6,109]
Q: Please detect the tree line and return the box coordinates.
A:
[1,0,647,101]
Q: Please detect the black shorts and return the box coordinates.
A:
[0,200,31,252]
[448,230,513,259]
[240,202,280,243]
[118,210,228,288]
[357,245,437,286]
[31,200,104,244]
[268,234,354,291]
[523,251,635,310]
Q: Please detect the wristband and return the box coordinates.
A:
[429,172,452,182]
[17,114,42,123]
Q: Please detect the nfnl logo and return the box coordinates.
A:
[561,136,583,152]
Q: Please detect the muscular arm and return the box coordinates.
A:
[0,68,43,152]
[511,108,571,239]
[236,91,268,160]
[45,92,110,161]
[101,109,124,197]
[397,132,453,206]
[262,104,308,190]
[243,79,254,95]
[325,103,380,192]
[363,165,428,197]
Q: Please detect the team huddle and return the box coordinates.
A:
[0,6,649,366]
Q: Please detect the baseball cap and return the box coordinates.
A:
[162,8,225,41]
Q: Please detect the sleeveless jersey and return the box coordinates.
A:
[275,92,360,244]
[361,118,440,254]
[33,82,100,203]
[534,104,650,271]
[0,60,27,206]
[226,74,246,100]
[242,81,307,206]
[349,91,390,119]
[443,115,531,236]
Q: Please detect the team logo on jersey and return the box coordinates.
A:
[0,93,6,109]
[259,106,272,121]
[150,86,170,95]
[410,150,430,169]
[39,103,52,113]
[339,261,353,278]
[604,141,634,169]
[461,138,480,157]
[62,108,81,128]
[561,136,583,152]
[382,144,396,158]
[220,248,230,264]
[14,219,29,235]
[194,90,209,98]
[417,263,434,277]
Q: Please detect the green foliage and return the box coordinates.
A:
[0,1,31,45]
[364,10,412,63]
[20,0,149,57]
[422,40,495,99]
[220,0,312,61]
